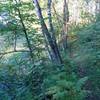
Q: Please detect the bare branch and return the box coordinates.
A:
[0,50,30,55]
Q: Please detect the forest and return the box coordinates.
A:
[0,0,100,100]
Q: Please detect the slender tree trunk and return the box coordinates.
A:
[95,0,100,14]
[14,0,34,63]
[47,0,59,62]
[47,0,57,43]
[13,30,17,51]
[47,0,54,36]
[43,33,54,62]
[14,1,44,98]
[33,0,63,64]
[52,2,63,44]
[62,0,69,53]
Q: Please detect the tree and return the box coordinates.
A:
[33,0,63,65]
[14,0,34,63]
[61,0,69,52]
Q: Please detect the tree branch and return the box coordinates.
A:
[0,50,30,55]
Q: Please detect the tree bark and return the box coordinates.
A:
[47,0,59,62]
[47,0,54,36]
[14,1,44,98]
[33,0,63,64]
[14,0,34,63]
[43,32,54,62]
[62,0,69,52]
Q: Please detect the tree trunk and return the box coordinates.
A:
[95,0,100,14]
[62,0,69,53]
[14,1,44,98]
[47,0,60,63]
[43,32,54,62]
[33,0,63,64]
[14,0,34,63]
[47,0,55,36]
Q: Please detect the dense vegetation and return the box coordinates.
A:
[0,0,100,100]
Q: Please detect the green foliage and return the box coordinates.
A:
[71,19,100,99]
[42,62,88,100]
[0,0,100,100]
